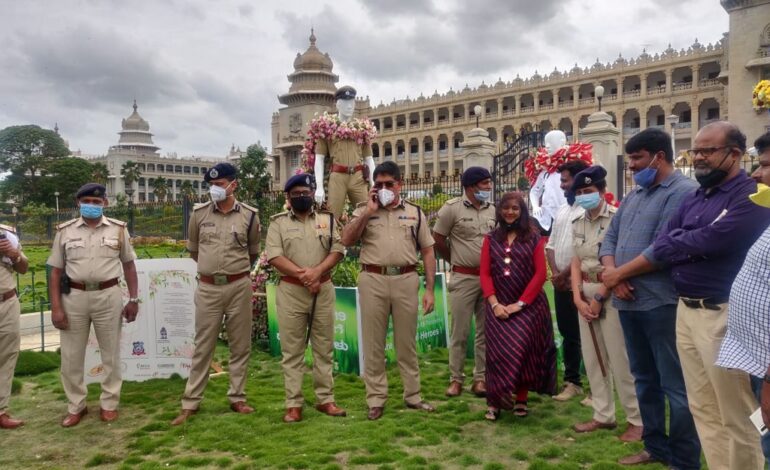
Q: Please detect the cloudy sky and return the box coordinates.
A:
[0,0,728,158]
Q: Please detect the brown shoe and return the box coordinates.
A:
[170,409,197,426]
[283,407,302,423]
[315,402,346,417]
[573,419,617,433]
[619,423,643,442]
[405,401,436,412]
[445,381,462,397]
[552,382,583,401]
[618,450,663,466]
[99,408,119,422]
[61,408,88,428]
[470,381,487,397]
[0,413,24,429]
[367,406,384,421]
[230,401,254,414]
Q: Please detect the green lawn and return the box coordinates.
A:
[1,346,676,470]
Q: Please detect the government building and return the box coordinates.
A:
[270,0,770,186]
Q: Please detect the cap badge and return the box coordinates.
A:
[210,168,218,178]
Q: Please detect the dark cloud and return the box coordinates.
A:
[359,0,436,16]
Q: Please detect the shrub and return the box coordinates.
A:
[14,350,60,376]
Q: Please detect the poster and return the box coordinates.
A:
[85,258,197,384]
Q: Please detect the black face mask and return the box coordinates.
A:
[501,220,520,232]
[695,150,733,189]
[290,196,314,213]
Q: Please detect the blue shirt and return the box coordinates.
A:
[599,170,697,311]
[653,170,770,299]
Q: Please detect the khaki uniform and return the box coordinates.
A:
[181,200,260,410]
[47,217,136,414]
[572,204,641,425]
[432,195,495,384]
[0,225,25,416]
[315,138,372,219]
[265,209,344,408]
[352,199,434,407]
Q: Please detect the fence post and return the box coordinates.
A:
[182,197,191,240]
[616,154,625,201]
[46,214,54,240]
[39,298,46,352]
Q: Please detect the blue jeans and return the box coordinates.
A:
[750,375,770,464]
[619,305,701,470]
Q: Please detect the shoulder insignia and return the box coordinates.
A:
[0,223,15,234]
[445,197,461,205]
[404,200,421,209]
[240,202,259,214]
[56,218,79,230]
[355,201,368,208]
[193,201,212,211]
[106,217,127,227]
[270,211,290,221]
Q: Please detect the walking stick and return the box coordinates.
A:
[306,293,318,346]
[581,293,607,378]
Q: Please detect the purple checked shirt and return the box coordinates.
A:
[653,170,770,299]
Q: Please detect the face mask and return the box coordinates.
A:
[501,220,521,232]
[209,181,233,202]
[290,195,314,213]
[633,156,658,188]
[79,203,103,219]
[474,190,491,202]
[575,192,601,210]
[378,188,395,206]
[749,183,770,208]
[695,151,733,189]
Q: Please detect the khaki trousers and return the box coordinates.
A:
[358,271,422,408]
[60,287,123,414]
[276,280,335,408]
[447,272,486,383]
[579,283,641,425]
[327,171,369,220]
[181,276,252,410]
[0,297,21,414]
[676,299,763,470]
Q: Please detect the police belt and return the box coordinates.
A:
[680,296,728,311]
[70,278,120,291]
[581,272,604,283]
[280,274,331,286]
[0,289,17,302]
[361,264,417,276]
[451,265,480,276]
[330,163,365,175]
[198,272,250,286]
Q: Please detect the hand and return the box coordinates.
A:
[51,306,69,330]
[504,303,523,315]
[552,270,570,291]
[122,301,139,323]
[601,266,622,289]
[762,381,770,430]
[297,266,321,286]
[0,239,18,258]
[588,299,603,317]
[492,304,508,320]
[575,299,594,322]
[422,291,435,315]
[307,280,321,295]
[314,187,325,205]
[366,188,379,215]
[612,281,635,301]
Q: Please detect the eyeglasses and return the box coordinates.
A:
[289,191,313,197]
[684,146,731,158]
[373,181,397,189]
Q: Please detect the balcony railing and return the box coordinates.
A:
[396,125,405,131]
[502,109,515,117]
[647,85,667,95]
[558,100,574,108]
[540,103,554,111]
[520,106,535,113]
[578,97,594,105]
[700,79,720,87]
[605,94,618,102]
[674,122,692,129]
[423,122,434,128]
[623,127,641,136]
[673,82,693,92]
[623,90,641,98]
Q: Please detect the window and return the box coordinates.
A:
[706,108,720,120]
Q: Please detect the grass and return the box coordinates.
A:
[2,346,679,470]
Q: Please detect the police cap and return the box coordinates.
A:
[335,86,357,100]
[76,183,107,199]
[461,166,492,187]
[284,173,315,192]
[571,165,607,192]
[204,162,237,182]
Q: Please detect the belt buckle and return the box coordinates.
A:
[385,266,401,276]
[85,281,100,291]
[347,166,355,175]
[213,274,228,286]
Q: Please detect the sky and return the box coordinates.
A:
[0,0,729,159]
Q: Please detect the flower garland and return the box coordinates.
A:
[299,112,378,173]
[524,142,594,186]
[753,80,770,112]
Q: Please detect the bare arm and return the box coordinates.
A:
[269,256,304,277]
[420,246,436,314]
[432,233,450,263]
[122,261,139,298]
[545,248,559,277]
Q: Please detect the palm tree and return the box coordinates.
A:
[151,176,169,202]
[121,160,141,200]
[178,180,196,201]
[91,162,109,185]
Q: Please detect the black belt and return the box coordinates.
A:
[681,297,728,311]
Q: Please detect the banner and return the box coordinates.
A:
[85,258,197,384]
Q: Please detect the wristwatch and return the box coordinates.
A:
[128,297,140,304]
[516,300,527,308]
[593,293,606,303]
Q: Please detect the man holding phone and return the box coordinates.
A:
[341,161,436,420]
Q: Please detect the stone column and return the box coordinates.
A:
[433,133,440,177]
[665,69,673,94]
[418,136,425,178]
[690,100,700,147]
[459,128,496,171]
[572,85,579,109]
[641,74,648,99]
[580,111,622,196]
[515,95,521,115]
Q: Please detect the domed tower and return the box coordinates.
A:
[278,29,339,106]
[111,100,160,155]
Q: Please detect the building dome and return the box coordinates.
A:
[280,29,339,106]
[110,100,159,155]
[292,29,334,72]
[121,100,150,131]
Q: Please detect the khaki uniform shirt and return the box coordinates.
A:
[315,138,373,166]
[48,217,136,282]
[572,202,616,276]
[265,209,344,267]
[351,199,434,267]
[432,195,495,268]
[0,225,23,292]
[187,200,260,275]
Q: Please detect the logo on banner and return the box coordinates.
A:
[132,341,146,356]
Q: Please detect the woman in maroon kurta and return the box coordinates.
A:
[479,192,556,420]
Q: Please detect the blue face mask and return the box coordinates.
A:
[633,155,658,188]
[474,190,491,202]
[79,203,103,219]
[575,192,601,210]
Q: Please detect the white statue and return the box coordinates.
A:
[529,130,568,233]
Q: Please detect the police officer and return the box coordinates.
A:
[171,162,260,426]
[433,167,495,398]
[48,183,139,427]
[341,161,436,420]
[266,173,346,423]
[0,223,29,429]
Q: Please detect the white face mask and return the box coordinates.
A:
[377,188,395,206]
[209,181,233,202]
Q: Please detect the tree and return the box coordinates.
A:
[236,143,272,202]
[91,162,110,185]
[121,160,141,195]
[0,125,69,204]
[151,176,169,202]
[178,180,196,200]
[38,158,97,208]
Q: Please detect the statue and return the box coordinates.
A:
[302,86,377,220]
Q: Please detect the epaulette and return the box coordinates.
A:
[0,223,15,234]
[270,211,290,220]
[56,218,79,230]
[240,202,259,214]
[404,199,421,209]
[355,201,368,208]
[193,201,212,211]
[106,217,127,227]
[570,211,585,224]
[445,197,461,205]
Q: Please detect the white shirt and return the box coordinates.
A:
[545,203,584,272]
[530,171,567,231]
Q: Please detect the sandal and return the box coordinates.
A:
[513,400,528,417]
[484,408,501,421]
